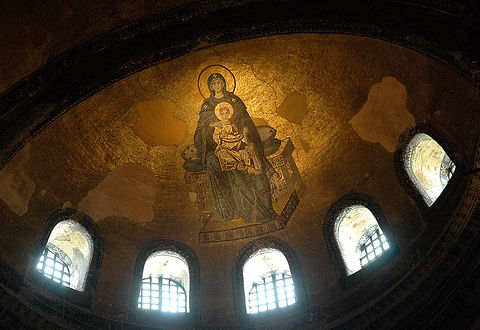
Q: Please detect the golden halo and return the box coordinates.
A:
[197,64,236,99]
[215,102,234,121]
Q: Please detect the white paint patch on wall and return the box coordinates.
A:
[78,163,155,223]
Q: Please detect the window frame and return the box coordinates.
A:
[36,242,73,287]
[247,269,296,314]
[232,237,305,324]
[324,195,398,288]
[28,208,104,307]
[394,124,461,215]
[129,239,200,326]
[358,226,390,268]
[137,275,188,313]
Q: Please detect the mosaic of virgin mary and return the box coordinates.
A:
[193,72,277,222]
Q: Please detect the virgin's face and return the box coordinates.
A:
[211,79,224,93]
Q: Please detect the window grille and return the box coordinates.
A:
[440,154,456,185]
[137,276,187,313]
[247,271,295,314]
[36,244,71,287]
[358,226,389,267]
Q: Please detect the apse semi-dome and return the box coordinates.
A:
[0,1,479,328]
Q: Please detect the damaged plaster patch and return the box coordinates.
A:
[78,163,155,223]
[0,144,35,216]
[131,98,187,146]
[276,91,308,124]
[350,76,415,153]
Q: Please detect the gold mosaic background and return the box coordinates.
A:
[0,34,476,321]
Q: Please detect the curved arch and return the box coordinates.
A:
[0,2,479,169]
[395,124,460,211]
[324,195,397,287]
[232,237,305,321]
[29,208,104,306]
[130,239,200,324]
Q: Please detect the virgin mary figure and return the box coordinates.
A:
[194,72,277,222]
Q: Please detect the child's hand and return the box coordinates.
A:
[209,121,222,128]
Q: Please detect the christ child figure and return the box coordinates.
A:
[210,102,261,174]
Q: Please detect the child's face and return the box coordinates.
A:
[220,107,230,121]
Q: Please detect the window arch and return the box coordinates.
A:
[233,237,304,320]
[36,220,93,291]
[335,206,389,275]
[30,208,103,306]
[395,125,457,208]
[324,195,396,284]
[130,240,200,323]
[138,251,189,313]
[243,248,296,314]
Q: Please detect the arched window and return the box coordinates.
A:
[335,205,390,275]
[130,240,200,323]
[233,237,304,320]
[324,195,396,284]
[243,248,296,314]
[30,209,103,306]
[36,219,93,291]
[138,251,189,313]
[404,133,456,206]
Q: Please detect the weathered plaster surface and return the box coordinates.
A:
[132,98,187,146]
[350,76,415,153]
[78,163,155,223]
[276,91,308,124]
